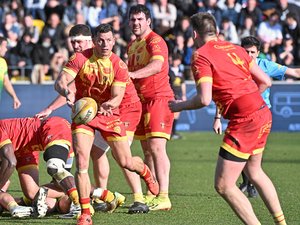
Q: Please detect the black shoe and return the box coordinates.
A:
[93,201,109,212]
[239,182,248,193]
[128,202,149,214]
[247,184,259,198]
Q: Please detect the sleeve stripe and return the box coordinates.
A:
[196,76,213,86]
[151,55,164,62]
[112,82,127,87]
[62,67,77,78]
[0,139,12,149]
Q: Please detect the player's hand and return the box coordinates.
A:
[13,97,21,109]
[213,118,222,135]
[168,100,183,112]
[128,72,136,79]
[65,89,75,107]
[35,108,52,119]
[98,102,113,116]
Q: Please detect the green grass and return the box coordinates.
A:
[1,132,299,225]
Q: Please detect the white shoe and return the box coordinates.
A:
[35,187,48,218]
[11,206,34,218]
[59,203,81,219]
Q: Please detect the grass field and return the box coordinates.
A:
[1,132,299,225]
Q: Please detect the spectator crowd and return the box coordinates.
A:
[0,0,300,83]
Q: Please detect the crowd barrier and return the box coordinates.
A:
[0,81,299,132]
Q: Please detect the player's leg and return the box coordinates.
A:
[140,140,156,204]
[90,145,109,190]
[122,135,148,214]
[239,170,258,198]
[18,166,67,217]
[73,132,94,224]
[146,137,172,211]
[244,153,287,225]
[107,139,158,196]
[16,150,60,215]
[214,150,260,225]
[90,140,110,212]
[119,102,149,213]
[91,131,127,213]
[43,144,79,206]
[0,191,34,218]
[142,98,173,211]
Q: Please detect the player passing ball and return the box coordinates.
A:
[55,23,158,225]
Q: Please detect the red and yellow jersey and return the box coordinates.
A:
[122,77,140,105]
[127,31,173,102]
[63,48,129,109]
[0,117,72,153]
[192,39,264,119]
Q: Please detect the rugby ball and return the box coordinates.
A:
[71,97,98,125]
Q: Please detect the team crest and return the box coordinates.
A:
[152,44,161,52]
[150,36,161,44]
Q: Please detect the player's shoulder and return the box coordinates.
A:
[147,31,165,44]
[110,53,127,67]
[257,58,277,68]
[69,48,93,62]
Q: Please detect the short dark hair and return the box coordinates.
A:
[69,24,92,37]
[93,23,114,38]
[286,12,297,21]
[0,36,7,45]
[190,12,217,37]
[129,4,151,20]
[172,53,182,61]
[241,36,261,51]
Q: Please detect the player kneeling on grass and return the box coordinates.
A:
[0,116,80,217]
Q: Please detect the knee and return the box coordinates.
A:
[214,180,228,196]
[247,171,261,183]
[46,158,73,182]
[117,157,134,171]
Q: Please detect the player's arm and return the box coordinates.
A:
[55,71,76,106]
[0,144,17,190]
[169,81,212,112]
[35,95,67,119]
[100,85,126,116]
[213,107,222,135]
[129,59,163,79]
[250,63,272,93]
[3,76,21,109]
[36,81,76,118]
[285,68,300,79]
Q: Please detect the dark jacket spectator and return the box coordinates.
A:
[40,12,67,51]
